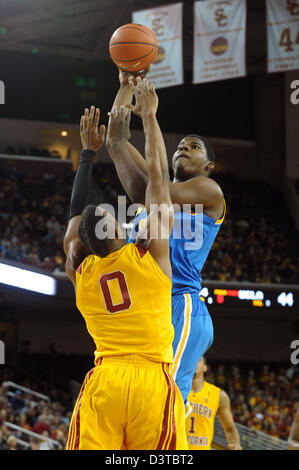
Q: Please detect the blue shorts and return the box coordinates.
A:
[170,293,214,405]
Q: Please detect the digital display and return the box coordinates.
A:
[199,286,296,309]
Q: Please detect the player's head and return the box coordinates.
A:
[172,135,215,181]
[194,356,208,377]
[78,205,125,257]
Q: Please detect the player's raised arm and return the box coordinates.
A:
[130,78,174,279]
[217,389,242,450]
[105,68,150,204]
[63,106,105,285]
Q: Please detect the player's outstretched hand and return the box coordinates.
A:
[80,106,106,151]
[118,66,151,87]
[126,77,158,118]
[106,105,132,145]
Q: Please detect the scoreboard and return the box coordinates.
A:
[200,283,298,309]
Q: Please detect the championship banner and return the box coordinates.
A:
[193,0,246,84]
[266,0,299,73]
[132,3,183,89]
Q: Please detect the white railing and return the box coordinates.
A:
[3,381,50,401]
[3,422,62,450]
[212,417,288,450]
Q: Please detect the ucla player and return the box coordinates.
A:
[106,68,225,411]
[63,82,188,450]
[186,357,241,450]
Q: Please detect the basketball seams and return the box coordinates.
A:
[114,25,156,42]
[110,42,158,47]
[110,45,156,63]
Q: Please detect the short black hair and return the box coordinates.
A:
[78,205,110,258]
[184,134,215,164]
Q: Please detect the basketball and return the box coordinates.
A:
[109,23,158,72]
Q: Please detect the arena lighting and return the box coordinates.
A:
[0,263,56,296]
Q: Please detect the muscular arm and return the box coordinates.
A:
[133,79,173,279]
[288,409,299,450]
[217,390,242,450]
[63,106,105,286]
[106,82,148,202]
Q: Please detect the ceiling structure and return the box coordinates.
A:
[0,0,267,74]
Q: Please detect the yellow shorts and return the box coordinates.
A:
[66,354,188,450]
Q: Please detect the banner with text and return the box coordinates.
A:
[193,0,246,84]
[132,3,183,89]
[266,0,299,73]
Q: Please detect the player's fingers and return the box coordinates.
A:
[143,78,150,95]
[126,109,132,124]
[99,124,106,141]
[136,76,144,94]
[150,82,156,95]
[113,105,119,119]
[92,107,100,131]
[123,106,131,121]
[124,103,134,111]
[83,108,89,131]
[88,105,95,127]
[129,79,140,97]
[80,116,84,133]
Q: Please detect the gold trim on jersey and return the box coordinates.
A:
[171,294,192,380]
[215,198,226,225]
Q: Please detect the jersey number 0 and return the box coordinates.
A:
[99,271,132,313]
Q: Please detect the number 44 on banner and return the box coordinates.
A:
[266,0,299,73]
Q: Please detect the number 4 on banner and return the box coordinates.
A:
[279,28,299,52]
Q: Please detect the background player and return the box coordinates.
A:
[105,68,225,412]
[186,357,241,450]
[288,408,299,450]
[63,81,188,450]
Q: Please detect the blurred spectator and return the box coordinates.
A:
[6,434,18,450]
[0,160,298,284]
[207,361,299,441]
[1,354,298,446]
[0,429,8,450]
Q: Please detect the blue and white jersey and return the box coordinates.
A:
[128,202,225,295]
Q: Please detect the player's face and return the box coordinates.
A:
[194,357,207,376]
[172,137,210,180]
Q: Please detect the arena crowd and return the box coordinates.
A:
[1,159,298,284]
[0,354,297,449]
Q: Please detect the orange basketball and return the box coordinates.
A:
[109,23,158,73]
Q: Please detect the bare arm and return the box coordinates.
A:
[288,409,299,450]
[217,389,242,450]
[63,106,105,286]
[106,69,149,203]
[131,78,173,279]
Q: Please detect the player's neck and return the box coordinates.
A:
[173,170,206,183]
[192,375,205,393]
